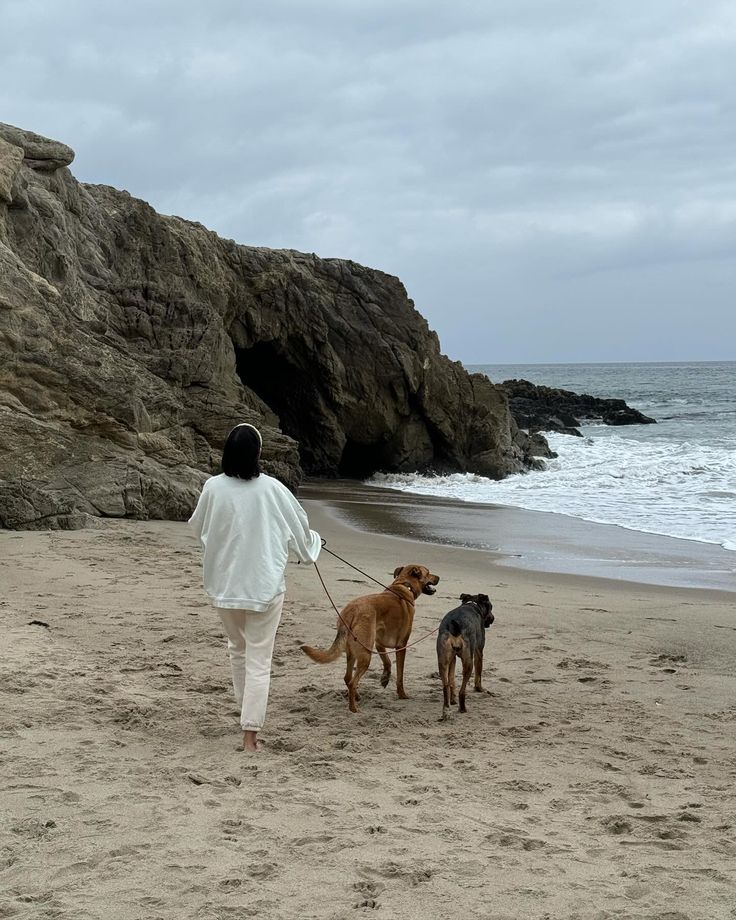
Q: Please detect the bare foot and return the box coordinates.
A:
[242,730,261,753]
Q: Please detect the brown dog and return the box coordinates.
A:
[301,564,440,712]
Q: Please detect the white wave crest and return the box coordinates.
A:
[369,432,736,551]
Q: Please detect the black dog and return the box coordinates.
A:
[436,593,494,718]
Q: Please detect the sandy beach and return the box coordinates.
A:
[2,495,735,920]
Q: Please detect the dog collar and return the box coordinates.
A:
[386,583,416,604]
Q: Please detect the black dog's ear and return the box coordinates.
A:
[393,566,403,577]
[460,593,472,603]
[478,594,490,603]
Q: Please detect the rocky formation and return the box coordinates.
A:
[498,379,656,437]
[0,123,541,529]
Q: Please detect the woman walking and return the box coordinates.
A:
[189,423,321,752]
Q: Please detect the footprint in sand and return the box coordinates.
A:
[556,657,609,671]
[292,834,336,847]
[10,818,57,839]
[485,830,548,851]
[245,862,279,880]
[499,780,550,793]
[137,896,167,909]
[353,881,383,898]
[601,816,633,835]
[218,879,243,891]
[352,879,382,910]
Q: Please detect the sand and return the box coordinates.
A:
[1,498,735,920]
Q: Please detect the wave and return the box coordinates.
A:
[369,432,736,552]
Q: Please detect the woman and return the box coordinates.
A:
[189,423,321,752]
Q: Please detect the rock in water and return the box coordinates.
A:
[498,379,656,435]
[0,123,540,529]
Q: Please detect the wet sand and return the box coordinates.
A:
[1,501,735,919]
[302,479,736,593]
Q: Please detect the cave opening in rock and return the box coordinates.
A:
[235,342,323,470]
[338,437,388,479]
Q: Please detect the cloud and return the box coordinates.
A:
[1,0,735,361]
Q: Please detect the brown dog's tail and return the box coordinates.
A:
[300,626,347,664]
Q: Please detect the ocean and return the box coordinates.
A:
[369,361,736,555]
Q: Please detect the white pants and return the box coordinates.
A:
[217,594,284,731]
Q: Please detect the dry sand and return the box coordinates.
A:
[1,499,735,920]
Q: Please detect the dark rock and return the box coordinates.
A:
[497,379,656,436]
[0,124,542,529]
[527,432,559,459]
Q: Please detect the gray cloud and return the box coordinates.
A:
[1,0,735,361]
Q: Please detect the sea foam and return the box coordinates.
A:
[370,431,736,552]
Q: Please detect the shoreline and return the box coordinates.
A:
[301,479,736,596]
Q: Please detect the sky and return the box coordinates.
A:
[1,0,735,364]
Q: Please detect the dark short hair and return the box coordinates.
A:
[221,425,262,480]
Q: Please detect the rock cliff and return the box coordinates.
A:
[0,123,540,529]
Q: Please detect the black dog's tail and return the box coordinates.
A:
[449,619,464,649]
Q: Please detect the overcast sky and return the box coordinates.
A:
[2,0,735,363]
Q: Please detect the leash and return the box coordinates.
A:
[320,544,388,589]
[312,543,440,656]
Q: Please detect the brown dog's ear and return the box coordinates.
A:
[393,566,404,578]
[460,593,472,603]
[410,567,422,578]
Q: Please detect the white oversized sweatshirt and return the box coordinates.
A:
[188,473,321,610]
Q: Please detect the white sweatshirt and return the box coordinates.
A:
[188,473,321,610]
